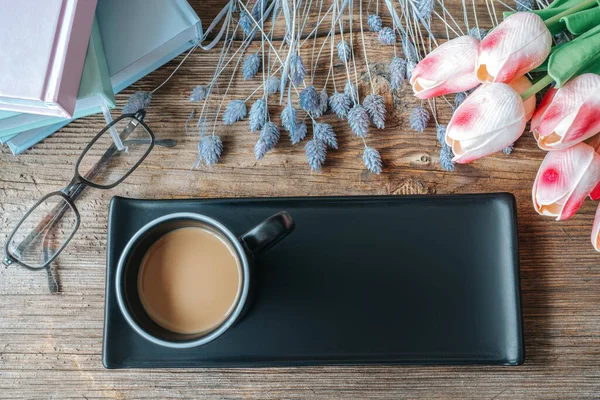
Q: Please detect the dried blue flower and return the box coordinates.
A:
[314,123,338,149]
[468,28,488,41]
[402,38,418,64]
[189,85,208,102]
[363,94,386,129]
[305,139,327,171]
[337,40,351,63]
[123,91,152,114]
[503,144,514,155]
[281,102,297,132]
[254,139,268,160]
[406,61,416,81]
[199,135,223,167]
[223,100,247,124]
[554,32,570,45]
[329,91,351,119]
[249,98,267,132]
[251,0,267,20]
[344,81,358,103]
[289,121,307,145]
[436,124,447,145]
[289,54,306,85]
[367,14,383,32]
[415,0,435,19]
[515,0,533,11]
[378,27,396,45]
[300,85,319,113]
[259,121,280,151]
[314,89,328,118]
[243,53,261,80]
[348,104,369,138]
[239,12,254,36]
[363,146,382,174]
[266,76,280,94]
[454,92,468,109]
[390,57,407,90]
[440,143,455,171]
[409,106,430,133]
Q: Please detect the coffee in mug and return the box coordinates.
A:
[137,226,241,335]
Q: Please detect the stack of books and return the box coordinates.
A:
[0,0,202,155]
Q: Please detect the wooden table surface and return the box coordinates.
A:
[1,1,599,398]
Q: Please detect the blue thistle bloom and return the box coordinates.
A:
[314,123,338,149]
[554,32,570,45]
[378,27,396,45]
[249,98,267,132]
[239,12,254,36]
[189,85,208,102]
[254,139,268,160]
[516,0,533,11]
[415,0,435,19]
[289,121,307,145]
[367,14,383,32]
[337,40,351,63]
[363,146,382,175]
[329,91,351,119]
[344,81,358,103]
[503,144,514,155]
[454,92,468,110]
[251,0,267,20]
[305,139,327,171]
[266,76,280,94]
[123,91,152,114]
[440,143,455,172]
[260,121,280,151]
[409,106,430,133]
[289,54,306,85]
[299,86,319,113]
[281,102,297,132]
[243,53,261,80]
[390,57,407,90]
[402,37,418,63]
[363,94,386,129]
[436,124,447,145]
[406,61,416,81]
[314,89,328,118]
[468,28,488,41]
[223,100,247,124]
[199,135,223,167]
[348,104,370,138]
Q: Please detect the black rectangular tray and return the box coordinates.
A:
[103,194,524,368]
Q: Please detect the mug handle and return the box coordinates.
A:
[240,211,295,256]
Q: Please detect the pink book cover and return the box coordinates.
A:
[0,0,97,118]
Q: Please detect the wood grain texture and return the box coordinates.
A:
[1,0,599,398]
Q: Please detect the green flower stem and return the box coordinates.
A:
[544,0,598,27]
[521,75,554,101]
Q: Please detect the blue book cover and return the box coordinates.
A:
[7,0,202,155]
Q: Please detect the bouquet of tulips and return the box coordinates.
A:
[411,0,600,252]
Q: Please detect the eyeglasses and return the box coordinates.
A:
[2,110,176,293]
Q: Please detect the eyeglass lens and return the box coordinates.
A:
[77,116,153,187]
[7,195,78,269]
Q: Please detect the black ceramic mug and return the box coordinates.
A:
[115,211,294,349]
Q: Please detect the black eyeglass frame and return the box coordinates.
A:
[3,111,155,271]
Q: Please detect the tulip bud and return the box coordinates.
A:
[532,142,600,220]
[476,12,551,83]
[532,74,600,151]
[446,83,527,163]
[410,36,480,99]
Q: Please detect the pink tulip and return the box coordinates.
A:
[532,73,600,150]
[592,203,600,252]
[445,82,527,163]
[410,36,480,99]
[476,12,551,84]
[532,142,600,220]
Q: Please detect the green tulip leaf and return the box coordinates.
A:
[561,6,600,35]
[548,24,600,86]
